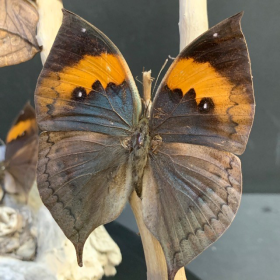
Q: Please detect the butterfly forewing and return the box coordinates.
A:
[150,13,254,155]
[35,10,141,137]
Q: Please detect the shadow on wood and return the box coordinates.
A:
[105,222,201,280]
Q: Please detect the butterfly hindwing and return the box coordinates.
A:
[150,13,254,155]
[142,143,242,279]
[35,10,141,137]
[4,103,38,196]
[38,131,132,265]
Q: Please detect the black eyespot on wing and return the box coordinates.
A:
[72,87,87,101]
[184,88,196,100]
[164,85,183,104]
[183,88,197,110]
[92,80,104,92]
[107,82,118,92]
[198,97,215,114]
[172,88,183,103]
[106,82,126,95]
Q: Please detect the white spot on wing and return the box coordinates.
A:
[213,33,218,37]
[81,28,86,33]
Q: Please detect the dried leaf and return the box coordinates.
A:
[0,0,40,67]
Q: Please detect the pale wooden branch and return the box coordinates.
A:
[179,0,208,51]
[130,191,168,280]
[130,192,187,280]
[142,70,152,118]
[143,70,152,104]
[36,0,64,65]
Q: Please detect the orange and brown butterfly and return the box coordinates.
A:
[0,103,38,201]
[34,10,255,279]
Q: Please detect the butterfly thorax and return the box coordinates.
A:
[129,117,150,197]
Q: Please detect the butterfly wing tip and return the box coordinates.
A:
[233,11,244,20]
[74,241,85,267]
[62,9,75,18]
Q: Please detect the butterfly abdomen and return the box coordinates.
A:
[130,117,150,197]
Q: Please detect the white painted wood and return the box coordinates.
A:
[179,0,208,51]
[36,0,64,65]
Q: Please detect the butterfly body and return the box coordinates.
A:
[129,116,150,197]
[35,10,255,279]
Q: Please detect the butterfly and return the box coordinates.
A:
[34,10,255,279]
[0,0,40,67]
[0,103,38,201]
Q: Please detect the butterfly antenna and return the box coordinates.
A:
[152,58,169,98]
[135,76,143,85]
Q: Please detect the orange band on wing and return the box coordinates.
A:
[53,53,126,95]
[166,57,253,127]
[167,58,232,99]
[6,119,35,143]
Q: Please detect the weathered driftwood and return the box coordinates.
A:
[0,205,122,280]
